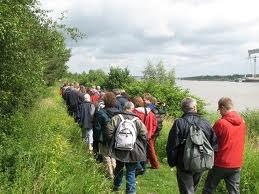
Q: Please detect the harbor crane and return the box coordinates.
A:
[248,48,259,78]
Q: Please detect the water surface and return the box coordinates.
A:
[176,80,259,112]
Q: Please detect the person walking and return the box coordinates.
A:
[166,97,217,194]
[132,96,159,169]
[78,93,95,151]
[203,97,246,194]
[106,101,147,194]
[94,92,119,178]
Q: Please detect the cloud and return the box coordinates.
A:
[40,0,259,76]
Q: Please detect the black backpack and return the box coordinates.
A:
[152,107,166,137]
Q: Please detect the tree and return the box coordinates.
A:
[167,68,176,85]
[105,66,134,90]
[142,60,176,84]
[0,1,82,116]
[143,60,157,80]
[79,69,108,87]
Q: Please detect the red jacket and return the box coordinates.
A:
[133,107,157,140]
[213,111,246,168]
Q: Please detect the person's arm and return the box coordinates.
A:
[90,104,95,118]
[106,115,119,142]
[166,119,181,167]
[136,119,147,142]
[202,119,218,152]
[210,127,218,152]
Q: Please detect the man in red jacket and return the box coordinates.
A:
[203,97,246,194]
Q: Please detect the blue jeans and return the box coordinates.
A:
[114,160,137,194]
[136,161,146,177]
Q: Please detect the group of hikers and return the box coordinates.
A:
[60,82,246,194]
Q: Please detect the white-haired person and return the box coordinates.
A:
[79,93,95,151]
[106,101,147,194]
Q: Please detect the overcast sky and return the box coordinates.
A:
[40,0,259,77]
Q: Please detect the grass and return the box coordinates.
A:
[0,86,112,193]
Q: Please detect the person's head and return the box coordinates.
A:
[123,101,135,112]
[103,92,116,108]
[80,85,86,93]
[100,91,106,99]
[84,93,91,102]
[132,96,144,108]
[74,82,80,89]
[112,88,121,96]
[181,97,197,113]
[121,92,130,100]
[143,93,157,105]
[217,97,234,116]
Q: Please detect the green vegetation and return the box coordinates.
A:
[0,87,111,193]
[142,60,176,85]
[0,0,82,118]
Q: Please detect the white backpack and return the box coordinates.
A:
[114,114,138,151]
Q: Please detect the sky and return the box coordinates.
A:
[39,0,259,77]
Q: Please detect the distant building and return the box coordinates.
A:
[132,75,144,81]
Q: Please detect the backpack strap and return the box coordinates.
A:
[181,117,199,144]
[144,107,147,124]
[118,114,125,122]
[182,117,202,129]
[130,117,138,122]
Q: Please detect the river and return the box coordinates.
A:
[176,80,259,112]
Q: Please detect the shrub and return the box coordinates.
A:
[242,110,259,138]
[124,80,206,117]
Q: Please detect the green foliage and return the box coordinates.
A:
[0,1,80,121]
[242,110,259,138]
[104,66,134,90]
[0,87,111,193]
[78,69,108,87]
[125,80,206,117]
[143,60,176,85]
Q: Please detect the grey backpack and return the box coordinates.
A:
[183,120,214,172]
[114,114,138,151]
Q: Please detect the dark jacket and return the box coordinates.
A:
[78,101,95,129]
[67,88,79,107]
[106,111,147,162]
[166,112,218,170]
[94,107,119,145]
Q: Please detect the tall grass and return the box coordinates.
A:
[0,87,111,193]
